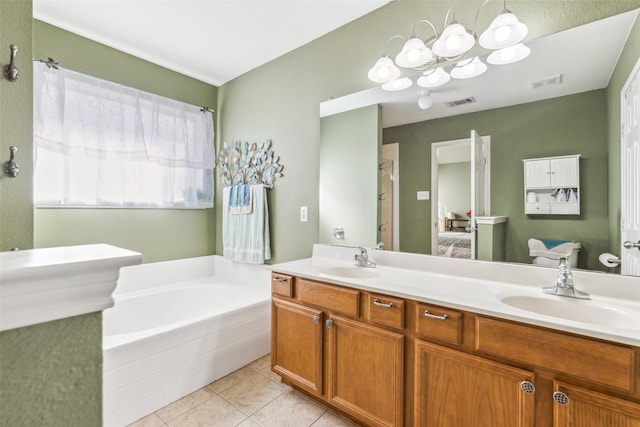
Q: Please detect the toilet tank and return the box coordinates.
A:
[531,242,581,268]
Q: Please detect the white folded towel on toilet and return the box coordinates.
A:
[528,238,575,259]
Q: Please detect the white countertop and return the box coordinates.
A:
[1,244,142,331]
[270,245,640,346]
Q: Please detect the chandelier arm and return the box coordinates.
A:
[412,19,439,40]
[384,34,406,56]
[472,0,495,38]
[443,7,455,28]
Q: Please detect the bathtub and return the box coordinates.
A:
[102,255,271,427]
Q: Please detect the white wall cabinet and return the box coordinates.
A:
[523,155,580,215]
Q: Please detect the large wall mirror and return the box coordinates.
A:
[320,7,640,273]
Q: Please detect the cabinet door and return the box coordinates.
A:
[326,315,404,427]
[271,298,323,396]
[525,159,551,188]
[550,157,578,187]
[415,341,535,427]
[552,381,640,427]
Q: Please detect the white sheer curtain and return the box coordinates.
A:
[33,62,214,208]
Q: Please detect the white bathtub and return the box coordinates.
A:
[102,256,271,427]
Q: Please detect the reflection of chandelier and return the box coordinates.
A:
[367,0,530,109]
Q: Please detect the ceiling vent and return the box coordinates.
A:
[532,74,563,89]
[448,97,476,107]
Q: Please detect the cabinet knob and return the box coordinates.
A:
[325,319,334,328]
[552,391,570,405]
[520,381,535,394]
[312,315,320,324]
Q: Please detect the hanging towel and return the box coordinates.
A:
[229,184,252,214]
[528,238,575,259]
[223,184,271,264]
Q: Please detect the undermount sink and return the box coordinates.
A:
[318,266,379,279]
[500,295,640,329]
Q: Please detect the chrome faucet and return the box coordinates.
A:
[543,257,589,299]
[354,247,376,268]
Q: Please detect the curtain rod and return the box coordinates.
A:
[34,57,215,114]
[33,57,60,69]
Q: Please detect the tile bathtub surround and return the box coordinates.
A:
[128,355,359,427]
[103,304,271,426]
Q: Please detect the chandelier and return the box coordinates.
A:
[367,0,530,109]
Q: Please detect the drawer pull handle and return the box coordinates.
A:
[272,277,288,282]
[373,298,394,308]
[424,310,450,320]
[326,319,334,328]
[312,315,320,324]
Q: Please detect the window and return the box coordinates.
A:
[33,62,214,208]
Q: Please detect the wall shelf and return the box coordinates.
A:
[523,154,580,215]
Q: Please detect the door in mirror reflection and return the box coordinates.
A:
[380,143,399,251]
[431,131,490,259]
[622,59,640,276]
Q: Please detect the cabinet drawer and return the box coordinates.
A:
[415,304,463,345]
[550,202,579,215]
[525,203,550,214]
[298,279,360,317]
[271,272,293,297]
[475,317,635,392]
[367,294,405,329]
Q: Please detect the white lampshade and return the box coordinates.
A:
[479,12,528,50]
[382,77,413,91]
[417,67,451,88]
[418,92,433,110]
[487,43,531,64]
[450,57,487,79]
[432,23,475,58]
[367,56,401,83]
[395,37,434,68]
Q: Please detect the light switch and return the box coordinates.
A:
[417,191,430,200]
[300,206,308,222]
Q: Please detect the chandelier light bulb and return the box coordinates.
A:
[487,43,531,65]
[417,67,450,88]
[395,37,433,68]
[450,57,487,79]
[432,23,475,57]
[382,77,413,91]
[368,56,401,83]
[479,11,528,50]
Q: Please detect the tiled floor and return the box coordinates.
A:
[128,354,359,427]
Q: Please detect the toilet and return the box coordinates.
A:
[528,238,581,268]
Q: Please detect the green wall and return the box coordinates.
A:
[607,11,640,255]
[32,20,218,263]
[0,0,34,251]
[319,105,381,247]
[0,313,103,427]
[383,90,609,271]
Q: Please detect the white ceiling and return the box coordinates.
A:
[33,0,391,86]
[321,8,639,128]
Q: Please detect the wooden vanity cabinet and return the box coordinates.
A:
[271,273,404,427]
[414,341,535,427]
[271,272,640,427]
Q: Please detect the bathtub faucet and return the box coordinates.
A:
[354,247,376,268]
[543,257,589,299]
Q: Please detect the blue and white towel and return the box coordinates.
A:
[223,184,271,264]
[229,184,252,214]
